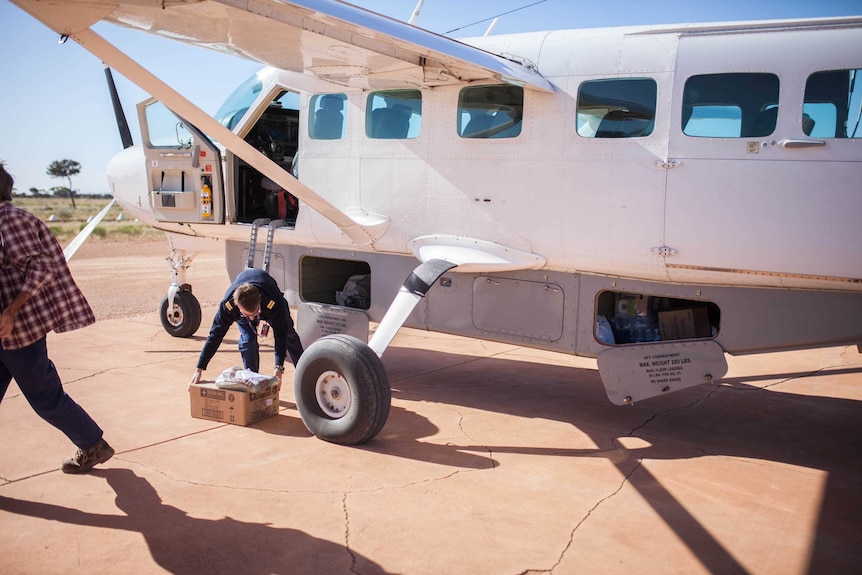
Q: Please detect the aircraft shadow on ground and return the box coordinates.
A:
[0,468,393,575]
[364,344,862,573]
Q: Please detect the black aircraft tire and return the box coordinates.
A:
[159,290,202,338]
[294,334,391,445]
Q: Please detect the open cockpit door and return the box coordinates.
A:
[226,85,302,226]
[137,98,224,224]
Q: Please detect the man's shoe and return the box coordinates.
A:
[62,439,114,474]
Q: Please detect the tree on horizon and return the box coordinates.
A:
[47,159,81,208]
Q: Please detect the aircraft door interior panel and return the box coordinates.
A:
[137,98,224,224]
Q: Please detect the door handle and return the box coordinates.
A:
[778,139,826,149]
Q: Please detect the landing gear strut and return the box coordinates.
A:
[295,259,457,445]
[159,248,202,338]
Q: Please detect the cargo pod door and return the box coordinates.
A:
[137,97,224,224]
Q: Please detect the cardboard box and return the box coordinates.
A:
[658,307,712,341]
[189,381,281,426]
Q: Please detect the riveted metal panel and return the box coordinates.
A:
[472,276,564,341]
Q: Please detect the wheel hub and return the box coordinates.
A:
[166,304,184,327]
[315,370,351,418]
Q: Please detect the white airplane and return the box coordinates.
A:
[12,0,862,445]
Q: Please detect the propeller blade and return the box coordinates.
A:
[63,198,115,261]
[104,64,133,149]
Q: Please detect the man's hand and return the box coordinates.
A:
[0,292,30,339]
[0,309,14,338]
[273,366,284,383]
[189,368,203,386]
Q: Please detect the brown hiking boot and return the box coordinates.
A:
[62,439,114,474]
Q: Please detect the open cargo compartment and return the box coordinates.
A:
[595,290,720,346]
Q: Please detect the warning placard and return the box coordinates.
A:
[296,302,369,346]
[597,341,728,405]
[638,351,692,387]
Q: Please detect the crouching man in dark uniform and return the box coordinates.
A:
[189,268,303,385]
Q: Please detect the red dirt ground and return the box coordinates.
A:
[67,239,231,321]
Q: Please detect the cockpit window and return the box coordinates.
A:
[577,78,656,138]
[366,90,422,139]
[804,69,862,138]
[458,85,524,138]
[682,73,779,138]
[309,94,348,140]
[215,72,264,130]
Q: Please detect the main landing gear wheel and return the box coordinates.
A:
[294,334,391,445]
[159,289,202,338]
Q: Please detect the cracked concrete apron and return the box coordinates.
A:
[0,311,860,574]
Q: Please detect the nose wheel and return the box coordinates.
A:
[159,288,202,338]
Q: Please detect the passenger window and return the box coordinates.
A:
[682,73,779,138]
[577,78,656,138]
[458,85,524,138]
[366,90,422,139]
[309,94,347,140]
[804,69,862,138]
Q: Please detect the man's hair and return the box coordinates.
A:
[233,283,261,311]
[0,162,14,202]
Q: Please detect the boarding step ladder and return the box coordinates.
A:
[246,218,290,273]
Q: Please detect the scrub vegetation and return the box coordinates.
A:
[12,196,163,242]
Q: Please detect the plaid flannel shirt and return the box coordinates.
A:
[0,202,95,349]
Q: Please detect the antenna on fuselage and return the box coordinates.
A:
[408,0,424,24]
[103,63,134,149]
[484,18,498,36]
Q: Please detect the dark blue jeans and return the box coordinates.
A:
[236,319,260,373]
[0,336,103,450]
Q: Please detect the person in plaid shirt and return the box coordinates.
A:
[0,162,113,474]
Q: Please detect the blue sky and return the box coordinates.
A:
[1,0,860,195]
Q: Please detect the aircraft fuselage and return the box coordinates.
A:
[102,16,862,405]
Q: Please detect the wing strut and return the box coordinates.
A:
[63,199,115,261]
[69,27,379,246]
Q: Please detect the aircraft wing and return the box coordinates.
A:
[15,0,553,93]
